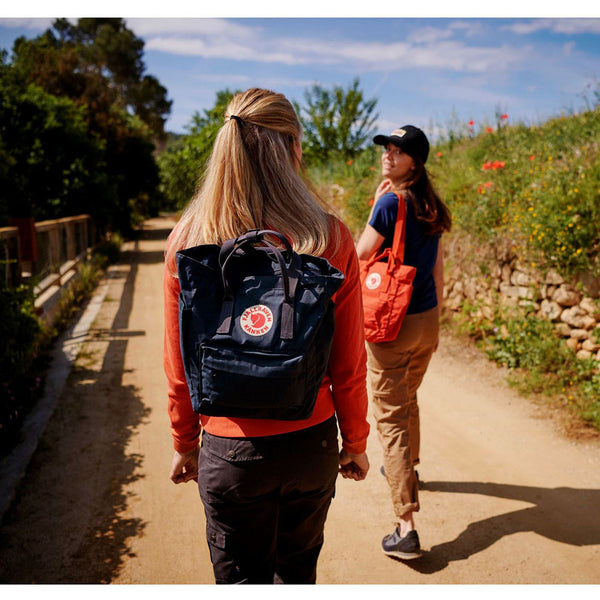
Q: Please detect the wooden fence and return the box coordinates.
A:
[0,215,97,318]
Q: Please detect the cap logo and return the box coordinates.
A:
[366,272,382,290]
[392,128,406,137]
[240,305,273,336]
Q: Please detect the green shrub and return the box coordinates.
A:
[430,107,600,278]
[0,279,43,455]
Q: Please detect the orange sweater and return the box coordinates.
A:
[163,218,370,455]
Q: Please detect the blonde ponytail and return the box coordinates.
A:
[167,88,335,270]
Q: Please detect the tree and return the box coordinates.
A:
[0,59,110,225]
[23,18,173,141]
[158,90,237,209]
[4,19,170,233]
[296,78,378,165]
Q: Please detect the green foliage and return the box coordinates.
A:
[482,314,600,430]
[296,78,378,165]
[22,18,172,140]
[0,76,108,223]
[158,90,237,210]
[485,314,567,370]
[429,107,600,277]
[2,18,169,234]
[0,279,42,455]
[306,146,380,236]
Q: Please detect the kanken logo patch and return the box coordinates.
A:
[366,272,382,290]
[240,305,274,336]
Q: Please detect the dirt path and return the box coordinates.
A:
[1,216,599,584]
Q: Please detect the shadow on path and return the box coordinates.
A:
[0,235,155,583]
[399,480,600,574]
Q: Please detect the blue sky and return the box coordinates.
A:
[2,6,600,140]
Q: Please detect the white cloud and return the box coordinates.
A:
[141,19,527,75]
[505,18,600,35]
[0,18,53,30]
[193,72,318,90]
[126,18,255,39]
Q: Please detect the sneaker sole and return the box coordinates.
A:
[383,548,423,560]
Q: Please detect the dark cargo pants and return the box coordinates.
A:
[198,416,339,584]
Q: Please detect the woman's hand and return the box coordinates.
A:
[339,449,370,481]
[170,447,199,484]
[375,178,392,202]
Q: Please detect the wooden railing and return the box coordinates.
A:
[0,215,97,300]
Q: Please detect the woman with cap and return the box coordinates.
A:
[163,88,370,583]
[356,125,451,560]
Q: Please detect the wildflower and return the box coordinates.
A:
[487,127,493,133]
[369,166,375,171]
[346,159,354,166]
[436,151,442,158]
[368,198,374,206]
[501,114,508,120]
[482,160,505,171]
[529,155,535,161]
[468,120,474,126]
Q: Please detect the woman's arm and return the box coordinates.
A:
[356,224,385,261]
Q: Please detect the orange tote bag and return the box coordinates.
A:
[360,193,416,343]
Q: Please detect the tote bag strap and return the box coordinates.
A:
[388,193,408,270]
[216,230,300,340]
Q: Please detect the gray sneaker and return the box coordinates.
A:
[382,528,422,560]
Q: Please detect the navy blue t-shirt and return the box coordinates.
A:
[368,192,439,314]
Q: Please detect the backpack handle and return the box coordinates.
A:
[216,230,300,339]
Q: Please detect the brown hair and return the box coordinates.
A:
[399,159,452,236]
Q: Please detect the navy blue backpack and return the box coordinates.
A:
[176,229,344,420]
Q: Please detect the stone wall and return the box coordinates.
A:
[443,235,600,361]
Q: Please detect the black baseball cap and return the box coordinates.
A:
[373,125,430,164]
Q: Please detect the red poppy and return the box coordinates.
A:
[468,120,475,126]
[487,127,493,133]
[529,155,535,161]
[368,198,374,206]
[436,151,442,158]
[482,160,505,171]
[346,159,354,166]
[369,166,375,171]
[501,114,508,120]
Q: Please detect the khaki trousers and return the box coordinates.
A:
[366,306,439,519]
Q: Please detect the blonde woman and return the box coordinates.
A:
[163,88,370,584]
[357,126,451,560]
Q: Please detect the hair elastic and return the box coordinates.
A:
[230,114,244,126]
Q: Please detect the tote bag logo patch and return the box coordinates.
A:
[366,272,382,290]
[240,305,273,336]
